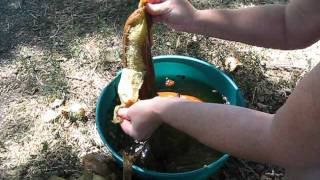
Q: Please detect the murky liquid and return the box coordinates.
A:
[105,75,225,173]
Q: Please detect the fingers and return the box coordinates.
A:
[120,120,134,137]
[146,1,171,16]
[117,108,129,120]
[121,120,145,141]
[118,108,142,140]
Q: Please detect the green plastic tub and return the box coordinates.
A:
[96,55,245,179]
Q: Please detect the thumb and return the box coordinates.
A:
[146,1,170,16]
[117,108,130,120]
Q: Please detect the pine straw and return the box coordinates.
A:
[0,0,319,179]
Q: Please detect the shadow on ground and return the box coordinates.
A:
[0,0,138,61]
[2,140,81,180]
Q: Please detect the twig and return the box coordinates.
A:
[50,24,61,39]
[66,76,88,82]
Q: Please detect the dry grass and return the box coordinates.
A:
[0,0,319,179]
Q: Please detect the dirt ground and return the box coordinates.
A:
[0,0,319,179]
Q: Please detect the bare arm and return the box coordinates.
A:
[154,99,275,164]
[270,63,320,173]
[119,97,276,164]
[147,0,320,50]
[158,64,320,171]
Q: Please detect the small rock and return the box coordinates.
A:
[42,109,60,123]
[50,99,65,109]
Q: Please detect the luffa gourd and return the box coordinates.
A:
[113,0,155,123]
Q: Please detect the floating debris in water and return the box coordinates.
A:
[165,77,175,88]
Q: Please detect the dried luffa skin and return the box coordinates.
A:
[122,152,135,180]
[113,0,155,123]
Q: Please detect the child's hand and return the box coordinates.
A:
[117,97,163,141]
[117,96,184,140]
[146,0,198,31]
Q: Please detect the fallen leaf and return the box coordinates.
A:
[69,102,87,119]
[42,109,60,123]
[224,57,243,72]
[70,102,86,113]
[165,77,175,87]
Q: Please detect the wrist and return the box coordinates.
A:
[151,97,167,123]
[151,97,178,123]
